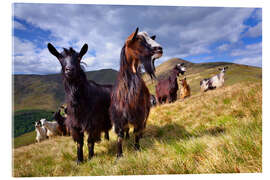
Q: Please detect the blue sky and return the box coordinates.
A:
[12,4,262,74]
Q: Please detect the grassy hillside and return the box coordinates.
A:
[13,59,262,176]
[13,81,262,176]
[85,69,119,85]
[13,69,118,111]
[13,131,36,148]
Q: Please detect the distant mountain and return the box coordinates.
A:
[13,69,118,111]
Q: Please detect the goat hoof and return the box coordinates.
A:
[114,154,123,164]
[76,160,83,165]
[117,153,123,159]
[134,144,140,151]
[88,155,94,161]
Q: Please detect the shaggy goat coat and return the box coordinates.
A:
[110,46,151,135]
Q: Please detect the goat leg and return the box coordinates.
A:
[88,140,95,160]
[104,131,110,141]
[72,129,84,164]
[117,130,124,158]
[167,95,171,103]
[117,137,123,158]
[76,141,84,164]
[134,135,141,151]
[125,128,130,139]
[134,128,143,151]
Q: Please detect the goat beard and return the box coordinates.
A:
[140,55,160,79]
[141,53,162,79]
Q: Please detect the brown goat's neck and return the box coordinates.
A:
[121,45,139,75]
[119,45,142,79]
[119,54,144,89]
[115,45,148,109]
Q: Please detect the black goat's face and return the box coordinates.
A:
[176,63,186,75]
[48,43,88,80]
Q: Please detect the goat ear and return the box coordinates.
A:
[225,66,228,69]
[218,68,222,71]
[48,43,62,59]
[79,44,88,59]
[131,27,139,42]
[151,35,156,40]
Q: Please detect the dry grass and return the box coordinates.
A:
[12,81,262,176]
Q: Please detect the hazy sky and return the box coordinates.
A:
[13,3,262,74]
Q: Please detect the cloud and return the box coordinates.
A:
[13,20,26,30]
[253,8,262,21]
[13,36,61,74]
[244,22,262,37]
[231,42,261,57]
[12,4,260,74]
[232,42,262,67]
[217,44,230,51]
[234,56,262,67]
[150,7,254,59]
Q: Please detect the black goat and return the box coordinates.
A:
[48,43,112,163]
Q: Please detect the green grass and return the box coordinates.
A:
[13,131,36,148]
[13,82,262,176]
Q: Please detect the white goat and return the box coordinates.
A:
[40,118,60,138]
[200,66,228,92]
[35,120,47,143]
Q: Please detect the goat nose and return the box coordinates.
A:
[154,46,162,51]
[154,46,163,54]
[65,67,74,73]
